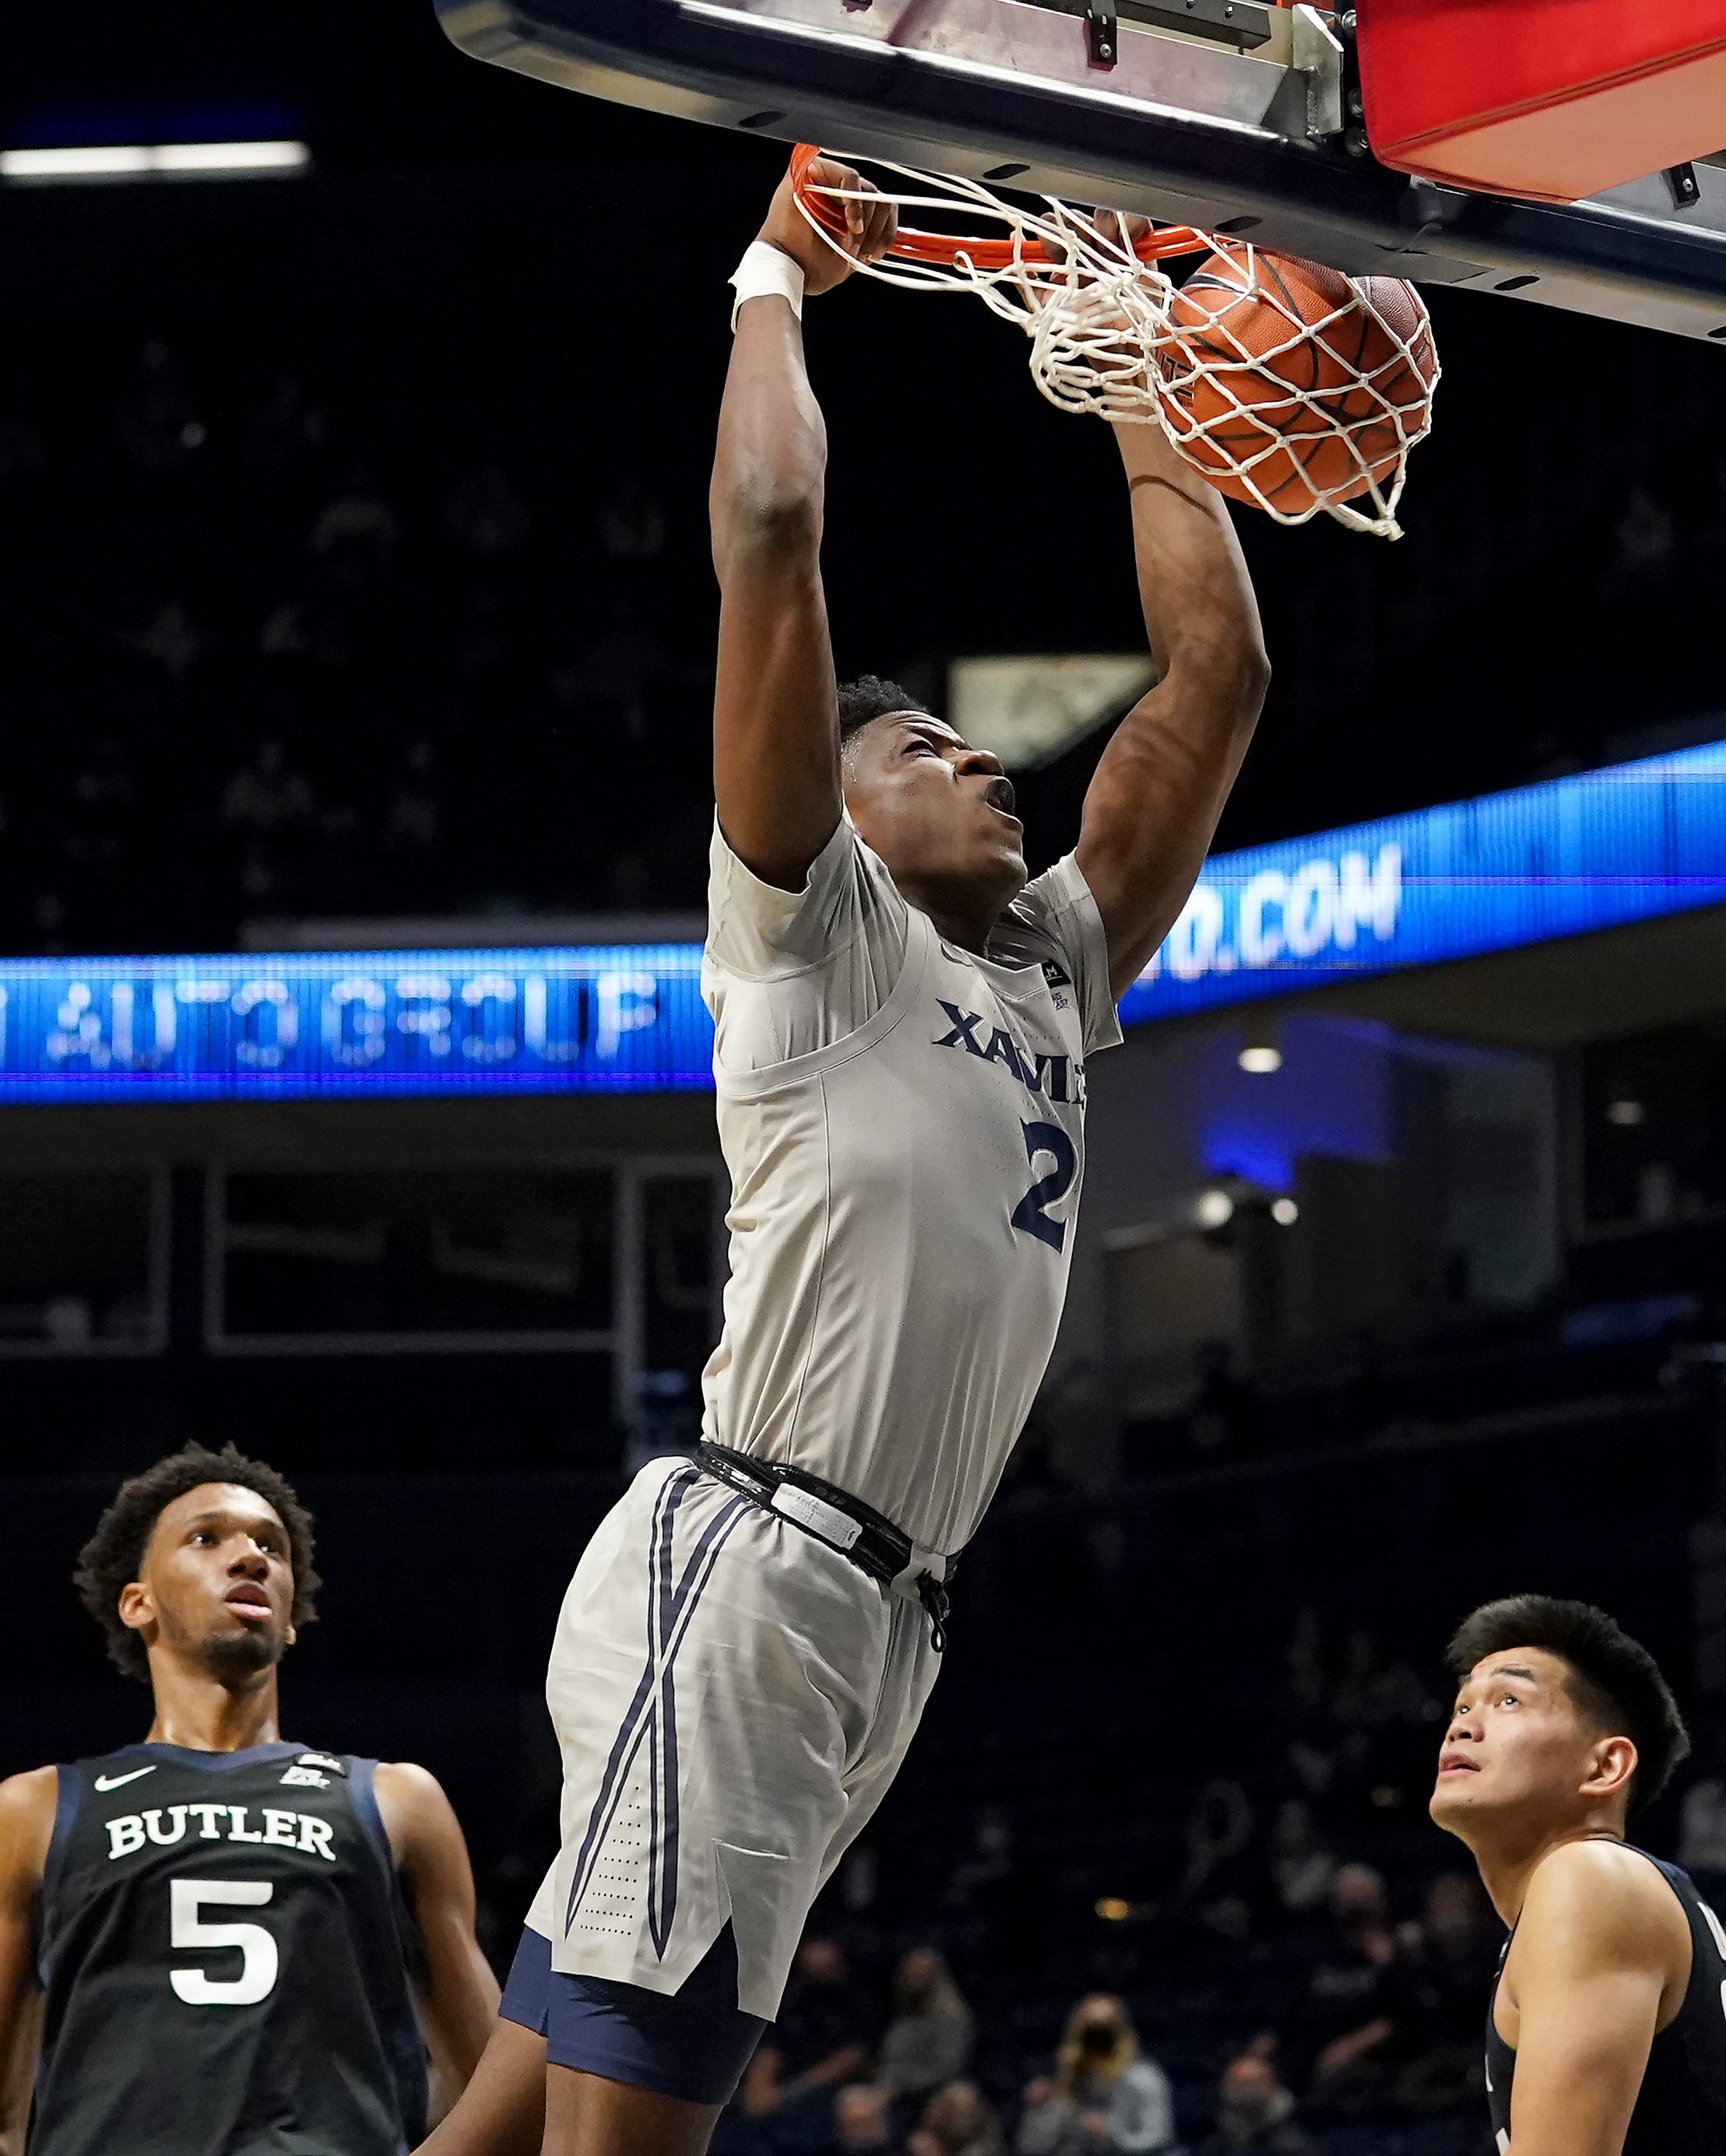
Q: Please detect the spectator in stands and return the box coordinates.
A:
[445,460,531,557]
[1605,482,1677,592]
[825,2084,900,2154]
[909,2081,1003,2156]
[124,599,205,686]
[1265,1800,1336,1919]
[1180,1779,1254,1942]
[595,469,666,567]
[1296,1864,1400,2099]
[1202,2052,1308,2155]
[385,740,441,855]
[1390,1871,1496,2113]
[740,1937,876,2126]
[116,337,203,472]
[1016,1996,1179,2154]
[877,1948,975,2106]
[1678,1726,1726,1905]
[220,739,317,841]
[243,371,329,469]
[309,474,402,586]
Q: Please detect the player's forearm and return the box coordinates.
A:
[711,299,827,581]
[420,1930,502,2100]
[413,2014,545,2156]
[1110,418,1266,690]
[1075,635,1266,992]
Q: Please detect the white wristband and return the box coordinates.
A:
[729,241,806,332]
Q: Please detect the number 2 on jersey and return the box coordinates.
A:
[1011,1121,1077,1253]
[170,1880,278,2005]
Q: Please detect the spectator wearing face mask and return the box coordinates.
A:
[1015,1996,1180,2154]
[878,1948,975,2105]
[1294,1863,1400,2096]
[1202,2052,1309,2155]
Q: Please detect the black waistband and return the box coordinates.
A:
[694,1443,949,1650]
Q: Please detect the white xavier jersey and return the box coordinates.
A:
[700,816,1122,1556]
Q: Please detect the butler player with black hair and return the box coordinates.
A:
[0,1443,499,2156]
[1432,1593,1726,2154]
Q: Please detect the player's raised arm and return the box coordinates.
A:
[0,1770,54,2156]
[1075,406,1270,999]
[1503,1840,1688,2156]
[710,158,893,890]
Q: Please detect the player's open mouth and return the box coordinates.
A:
[224,1588,271,1616]
[1436,1756,1478,1776]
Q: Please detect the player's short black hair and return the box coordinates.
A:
[73,1442,320,1683]
[838,674,930,745]
[1446,1594,1690,1810]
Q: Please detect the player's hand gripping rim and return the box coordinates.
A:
[758,155,896,297]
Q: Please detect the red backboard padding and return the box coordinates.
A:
[1358,0,1726,203]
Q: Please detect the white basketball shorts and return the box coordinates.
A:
[526,1455,941,2020]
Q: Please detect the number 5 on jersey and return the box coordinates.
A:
[1012,1121,1077,1253]
[170,1880,278,2005]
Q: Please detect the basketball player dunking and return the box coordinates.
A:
[1432,1594,1726,2153]
[421,153,1268,2156]
[0,1444,499,2156]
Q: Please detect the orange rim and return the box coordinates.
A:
[790,143,1209,270]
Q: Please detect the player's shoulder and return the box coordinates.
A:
[993,853,1100,961]
[371,1759,457,1856]
[0,1765,60,1880]
[372,1758,446,1806]
[0,1764,59,1817]
[1518,1838,1690,1965]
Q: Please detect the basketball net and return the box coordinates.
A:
[791,148,1436,540]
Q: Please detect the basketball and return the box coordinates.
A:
[1153,244,1438,518]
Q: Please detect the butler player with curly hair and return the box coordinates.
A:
[0,1443,500,2156]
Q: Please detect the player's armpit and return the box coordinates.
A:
[0,1768,56,2156]
[1502,1842,1689,2156]
[1075,420,1268,999]
[374,1761,500,2106]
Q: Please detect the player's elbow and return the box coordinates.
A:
[1214,632,1271,716]
[712,475,823,574]
[1169,632,1270,729]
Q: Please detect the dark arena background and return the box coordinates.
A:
[4,5,1726,2155]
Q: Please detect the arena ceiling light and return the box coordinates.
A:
[1238,1044,1282,1074]
[0,142,311,184]
[947,654,1158,771]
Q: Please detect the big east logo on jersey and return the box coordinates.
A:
[932,1003,1084,1105]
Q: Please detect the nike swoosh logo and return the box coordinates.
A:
[93,1766,156,1791]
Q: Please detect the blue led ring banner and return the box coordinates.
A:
[0,946,712,1099]
[0,743,1721,1097]
[1116,738,1726,1027]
